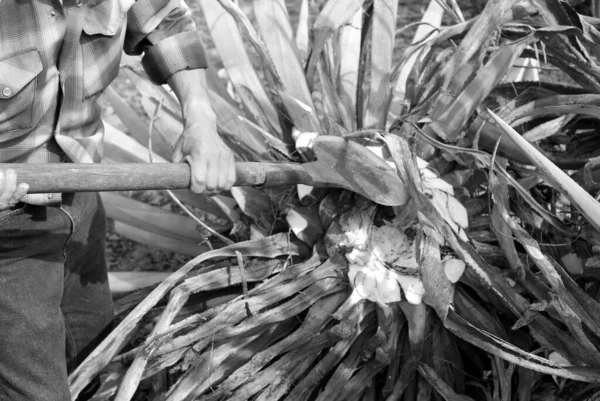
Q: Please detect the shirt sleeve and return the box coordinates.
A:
[124,0,208,84]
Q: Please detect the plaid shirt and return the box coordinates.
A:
[0,0,207,204]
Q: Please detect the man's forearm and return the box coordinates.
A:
[167,68,217,128]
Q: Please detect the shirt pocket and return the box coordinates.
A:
[81,0,135,100]
[0,49,43,133]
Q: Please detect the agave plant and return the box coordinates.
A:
[70,0,600,400]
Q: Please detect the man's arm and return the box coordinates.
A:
[124,1,235,195]
[167,68,235,194]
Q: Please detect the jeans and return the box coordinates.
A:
[0,192,114,401]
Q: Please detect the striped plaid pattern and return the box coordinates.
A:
[0,0,207,205]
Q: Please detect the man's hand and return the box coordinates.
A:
[172,124,235,195]
[166,69,236,195]
[0,169,29,212]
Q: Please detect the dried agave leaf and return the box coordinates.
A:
[165,323,292,401]
[69,234,306,398]
[418,363,475,401]
[445,310,600,382]
[488,109,600,232]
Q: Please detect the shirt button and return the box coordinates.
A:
[47,194,53,199]
[50,10,56,17]
[75,0,82,6]
[2,87,12,97]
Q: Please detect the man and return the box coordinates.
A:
[0,1,235,400]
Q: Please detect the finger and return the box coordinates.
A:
[10,183,29,204]
[204,157,219,194]
[187,155,207,194]
[0,169,17,207]
[226,154,236,190]
[217,156,230,191]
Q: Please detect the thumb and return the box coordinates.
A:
[172,136,184,163]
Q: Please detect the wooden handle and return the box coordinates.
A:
[0,162,316,193]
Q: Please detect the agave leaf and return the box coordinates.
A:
[429,39,530,142]
[488,109,600,232]
[102,192,215,241]
[438,0,522,93]
[278,91,321,133]
[454,288,507,339]
[253,0,321,133]
[417,231,453,321]
[446,310,600,382]
[208,94,276,160]
[124,66,274,161]
[230,187,275,230]
[285,205,323,248]
[167,189,234,222]
[522,114,574,142]
[214,0,284,89]
[105,86,168,156]
[505,94,600,126]
[295,0,310,65]
[363,0,398,130]
[235,85,283,142]
[418,363,475,401]
[200,0,283,136]
[317,58,353,131]
[505,56,541,82]
[390,0,444,119]
[309,0,366,80]
[490,174,600,357]
[338,8,363,130]
[165,324,289,401]
[108,272,172,293]
[103,121,168,164]
[490,184,526,279]
[535,27,600,92]
[113,221,209,256]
